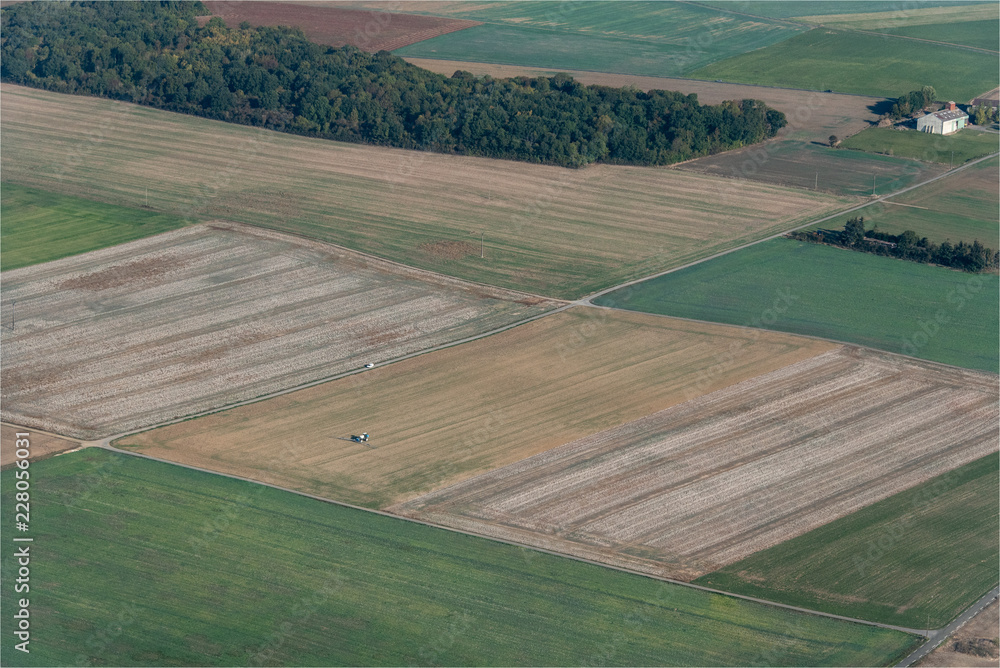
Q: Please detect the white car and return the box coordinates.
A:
[364,363,374,369]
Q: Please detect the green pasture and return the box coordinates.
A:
[0,449,920,667]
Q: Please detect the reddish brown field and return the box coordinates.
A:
[201,2,480,52]
[393,347,999,581]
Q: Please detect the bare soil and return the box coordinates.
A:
[919,600,1000,667]
[420,240,480,260]
[200,2,480,52]
[393,347,999,581]
[1,423,79,469]
[0,222,558,440]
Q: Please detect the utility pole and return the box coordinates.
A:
[481,231,484,259]
[145,187,149,207]
[7,300,14,332]
[815,172,818,190]
[872,174,876,196]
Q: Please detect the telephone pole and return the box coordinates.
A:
[481,231,484,259]
[872,174,876,196]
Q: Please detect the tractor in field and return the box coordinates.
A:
[350,433,370,443]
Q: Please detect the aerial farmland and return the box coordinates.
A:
[1,222,557,439]
[0,1,997,667]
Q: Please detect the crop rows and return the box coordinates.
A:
[0,222,557,439]
[397,347,998,580]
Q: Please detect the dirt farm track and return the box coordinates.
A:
[394,347,999,581]
[0,222,557,439]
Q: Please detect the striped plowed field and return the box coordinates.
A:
[0,222,557,440]
[394,347,999,581]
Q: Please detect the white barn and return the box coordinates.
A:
[917,102,968,134]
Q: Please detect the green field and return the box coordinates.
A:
[880,19,1000,50]
[811,157,999,248]
[695,455,1000,629]
[594,238,1000,372]
[677,140,945,198]
[840,128,999,164]
[690,28,1000,101]
[1,183,188,271]
[395,2,805,77]
[698,1,992,19]
[0,449,920,667]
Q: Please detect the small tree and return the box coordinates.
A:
[843,217,865,246]
[974,105,992,126]
[829,135,838,147]
[921,85,936,105]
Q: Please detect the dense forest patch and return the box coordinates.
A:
[0,1,785,167]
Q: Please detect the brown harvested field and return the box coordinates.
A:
[117,307,836,509]
[0,84,855,299]
[0,423,79,469]
[393,347,999,581]
[200,2,480,52]
[973,87,1000,105]
[403,57,884,141]
[675,139,947,198]
[0,222,558,440]
[918,599,999,667]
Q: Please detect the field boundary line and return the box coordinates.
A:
[582,305,999,378]
[403,55,890,101]
[215,218,565,307]
[895,586,1000,667]
[0,421,84,444]
[680,1,1000,56]
[89,440,931,640]
[78,303,571,445]
[576,150,1000,306]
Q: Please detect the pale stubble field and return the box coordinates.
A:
[394,347,999,580]
[0,222,559,439]
[1,83,855,299]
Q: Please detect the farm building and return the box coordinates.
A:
[916,102,969,134]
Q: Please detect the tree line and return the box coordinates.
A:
[0,1,787,168]
[789,217,998,273]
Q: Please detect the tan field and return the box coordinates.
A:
[118,307,835,508]
[403,57,883,141]
[0,84,854,299]
[918,600,999,667]
[1,222,558,440]
[795,4,1000,30]
[394,347,999,581]
[0,423,80,468]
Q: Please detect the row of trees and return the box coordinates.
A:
[0,1,787,168]
[790,217,998,273]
